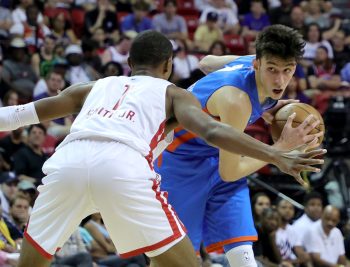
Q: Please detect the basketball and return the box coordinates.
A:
[270,103,325,145]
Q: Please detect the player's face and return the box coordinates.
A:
[255,56,297,100]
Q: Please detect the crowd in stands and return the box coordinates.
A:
[0,0,350,266]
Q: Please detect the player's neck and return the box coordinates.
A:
[131,67,162,79]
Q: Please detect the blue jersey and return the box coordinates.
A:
[167,55,277,157]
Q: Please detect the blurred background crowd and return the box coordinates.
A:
[0,0,350,266]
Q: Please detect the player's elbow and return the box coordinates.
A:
[198,55,215,74]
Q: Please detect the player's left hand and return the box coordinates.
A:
[262,99,299,124]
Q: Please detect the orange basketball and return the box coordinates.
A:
[270,103,325,145]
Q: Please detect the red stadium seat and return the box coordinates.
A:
[223,34,246,55]
[71,8,85,38]
[184,14,200,34]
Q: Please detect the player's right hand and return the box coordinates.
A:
[273,148,326,187]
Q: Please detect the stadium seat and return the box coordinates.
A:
[223,34,246,55]
[71,8,85,38]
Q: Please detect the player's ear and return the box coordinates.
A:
[253,59,259,70]
[164,58,172,74]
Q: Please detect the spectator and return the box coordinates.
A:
[65,44,99,85]
[5,194,30,240]
[282,76,311,103]
[289,6,305,35]
[253,208,291,267]
[101,31,137,75]
[208,40,227,55]
[101,61,124,77]
[50,12,80,47]
[304,205,349,267]
[241,0,270,38]
[302,23,333,68]
[0,5,13,40]
[194,11,223,52]
[1,37,38,102]
[307,45,342,91]
[152,0,188,41]
[293,191,323,248]
[0,127,25,170]
[10,4,51,55]
[304,0,332,30]
[251,192,271,225]
[11,0,44,25]
[172,39,199,82]
[91,27,107,56]
[0,172,19,220]
[84,0,119,41]
[276,198,311,266]
[13,124,48,186]
[199,0,240,34]
[269,0,293,26]
[81,39,103,77]
[31,35,57,78]
[331,30,350,71]
[17,180,37,207]
[121,1,153,34]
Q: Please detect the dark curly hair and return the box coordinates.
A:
[256,24,305,61]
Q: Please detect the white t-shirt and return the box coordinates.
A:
[276,224,297,260]
[304,220,345,265]
[293,213,319,247]
[303,40,334,60]
[11,7,43,25]
[173,55,199,79]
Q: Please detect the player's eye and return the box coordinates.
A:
[268,67,275,72]
[284,69,292,74]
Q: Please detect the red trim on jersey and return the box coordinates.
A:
[205,236,258,253]
[24,230,54,260]
[146,119,166,170]
[119,179,185,258]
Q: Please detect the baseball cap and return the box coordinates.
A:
[207,11,219,22]
[18,180,36,192]
[0,172,19,185]
[10,37,26,48]
[64,44,83,56]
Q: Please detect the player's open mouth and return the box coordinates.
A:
[272,89,283,94]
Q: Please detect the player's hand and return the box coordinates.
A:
[273,148,326,187]
[274,113,323,151]
[262,99,299,124]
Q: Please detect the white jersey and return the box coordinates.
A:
[58,76,173,161]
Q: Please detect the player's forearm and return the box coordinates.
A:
[198,55,241,74]
[205,122,277,166]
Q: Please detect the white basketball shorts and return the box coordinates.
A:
[24,139,186,259]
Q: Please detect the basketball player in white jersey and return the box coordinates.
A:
[0,31,324,267]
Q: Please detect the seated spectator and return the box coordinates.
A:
[1,37,38,103]
[208,40,227,56]
[50,12,80,47]
[269,0,293,26]
[0,172,19,220]
[194,12,223,53]
[52,229,96,267]
[199,0,240,34]
[102,61,124,77]
[304,0,332,30]
[13,124,48,186]
[17,180,37,207]
[282,76,311,104]
[241,0,270,38]
[101,31,137,75]
[172,39,199,82]
[253,208,292,267]
[331,30,350,71]
[84,0,119,42]
[152,0,188,41]
[304,205,349,267]
[10,5,51,55]
[276,198,311,266]
[121,1,153,34]
[251,192,271,226]
[290,6,306,35]
[0,127,25,171]
[65,44,99,85]
[4,194,30,240]
[91,27,108,56]
[0,90,20,140]
[302,23,334,68]
[82,39,103,78]
[11,0,44,25]
[307,46,342,91]
[0,5,13,40]
[293,191,323,248]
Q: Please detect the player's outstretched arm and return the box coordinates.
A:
[168,86,325,186]
[0,81,95,132]
[198,55,241,74]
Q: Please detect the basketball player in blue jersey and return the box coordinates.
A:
[155,25,323,267]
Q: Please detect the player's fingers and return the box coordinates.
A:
[299,114,315,129]
[285,112,296,127]
[292,172,308,187]
[303,119,320,134]
[305,137,319,150]
[303,148,327,159]
[296,164,321,173]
